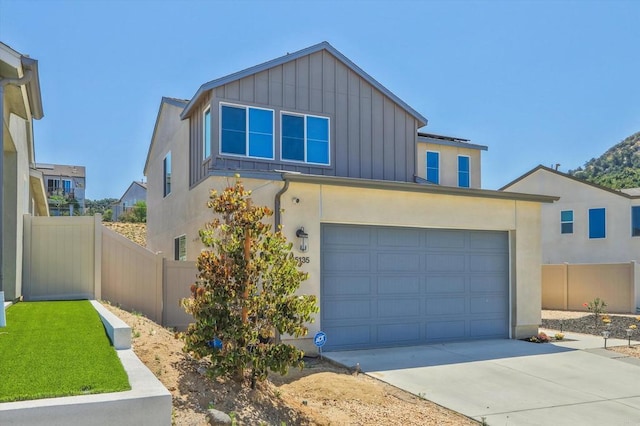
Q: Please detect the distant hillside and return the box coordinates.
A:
[570,131,640,189]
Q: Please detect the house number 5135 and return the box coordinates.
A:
[294,256,310,264]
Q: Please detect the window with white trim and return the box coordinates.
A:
[220,104,274,159]
[426,151,439,184]
[203,106,211,159]
[560,210,573,234]
[281,112,329,165]
[174,235,186,261]
[458,155,470,188]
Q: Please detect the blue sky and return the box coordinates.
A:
[1,0,638,200]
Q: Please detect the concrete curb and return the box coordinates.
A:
[0,301,172,425]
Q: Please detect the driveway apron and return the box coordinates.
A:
[325,335,640,425]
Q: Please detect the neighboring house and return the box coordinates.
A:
[36,163,86,215]
[111,180,147,221]
[144,42,556,351]
[501,165,640,264]
[1,42,48,302]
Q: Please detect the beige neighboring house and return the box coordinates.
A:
[501,165,640,264]
[1,42,48,302]
[36,163,86,215]
[144,42,556,352]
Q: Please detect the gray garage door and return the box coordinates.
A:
[321,224,509,351]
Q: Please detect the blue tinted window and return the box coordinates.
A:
[221,106,246,155]
[221,105,273,158]
[282,114,305,161]
[426,152,439,184]
[306,116,329,164]
[589,208,606,239]
[282,113,329,165]
[163,152,171,197]
[248,108,273,158]
[632,206,640,237]
[203,108,211,159]
[561,210,573,234]
[458,156,470,188]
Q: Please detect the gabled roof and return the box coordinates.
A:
[180,41,428,127]
[500,165,640,199]
[143,97,189,175]
[115,181,147,204]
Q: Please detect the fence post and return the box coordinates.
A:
[22,214,32,300]
[156,252,164,325]
[633,261,639,314]
[563,262,569,310]
[94,214,102,300]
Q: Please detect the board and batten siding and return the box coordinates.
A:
[189,50,419,186]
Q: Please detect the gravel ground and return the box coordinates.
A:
[541,310,640,340]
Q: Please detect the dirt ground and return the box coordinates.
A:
[102,302,478,425]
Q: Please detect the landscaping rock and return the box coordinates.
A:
[206,408,232,425]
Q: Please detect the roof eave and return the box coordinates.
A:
[21,56,43,120]
[180,42,428,126]
[282,173,558,203]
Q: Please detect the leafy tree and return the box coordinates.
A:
[85,198,118,217]
[570,131,640,189]
[120,201,147,223]
[181,179,318,388]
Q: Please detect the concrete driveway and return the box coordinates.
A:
[325,331,640,425]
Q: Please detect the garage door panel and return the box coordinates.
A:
[378,298,420,317]
[469,254,508,272]
[470,275,508,292]
[324,251,370,271]
[470,296,508,314]
[378,323,420,343]
[378,252,421,272]
[322,225,509,350]
[323,275,371,296]
[378,276,420,294]
[322,225,371,246]
[427,230,466,248]
[426,320,466,340]
[471,319,508,337]
[323,299,371,320]
[426,276,465,293]
[426,297,466,315]
[377,228,421,247]
[327,325,372,348]
[469,231,508,250]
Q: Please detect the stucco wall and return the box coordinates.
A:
[151,175,544,345]
[504,169,640,263]
[416,142,482,189]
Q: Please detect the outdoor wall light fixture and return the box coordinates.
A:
[602,330,611,349]
[296,227,309,252]
[627,328,634,347]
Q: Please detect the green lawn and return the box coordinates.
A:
[0,300,131,402]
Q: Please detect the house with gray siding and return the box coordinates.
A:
[111,180,147,221]
[36,163,86,215]
[145,42,555,352]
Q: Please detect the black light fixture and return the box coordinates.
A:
[296,227,309,252]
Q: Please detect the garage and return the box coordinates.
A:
[321,224,510,351]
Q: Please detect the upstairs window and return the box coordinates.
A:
[163,152,171,197]
[632,206,640,237]
[281,113,329,165]
[588,208,605,239]
[458,155,470,188]
[174,235,186,261]
[220,104,274,159]
[203,107,211,159]
[426,151,439,184]
[560,210,573,234]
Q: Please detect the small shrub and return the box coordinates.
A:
[583,297,607,326]
[554,333,564,340]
